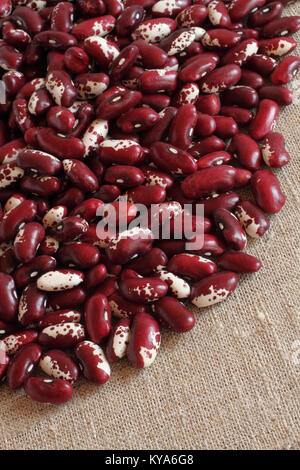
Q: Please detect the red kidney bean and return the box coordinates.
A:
[11,6,44,35]
[126,247,168,276]
[197,151,231,168]
[131,17,177,43]
[248,1,283,27]
[126,184,166,206]
[200,64,241,93]
[127,312,160,368]
[35,127,85,160]
[270,56,300,85]
[0,0,12,18]
[228,0,267,22]
[133,39,167,69]
[47,286,86,311]
[24,377,73,404]
[49,216,88,242]
[235,200,270,238]
[179,52,219,83]
[64,47,89,74]
[222,39,258,67]
[69,199,103,223]
[0,273,18,323]
[57,242,100,270]
[84,264,107,291]
[46,50,66,72]
[181,165,251,199]
[14,255,56,289]
[119,275,168,303]
[141,106,177,147]
[3,329,38,355]
[75,340,110,384]
[2,22,31,49]
[189,135,226,157]
[84,35,119,69]
[93,184,120,203]
[168,104,197,150]
[138,69,178,94]
[152,296,195,333]
[262,16,300,38]
[104,165,144,188]
[7,343,42,389]
[222,86,259,109]
[195,113,216,137]
[159,27,197,56]
[258,85,294,106]
[46,106,75,134]
[261,132,290,168]
[228,133,261,171]
[4,193,26,213]
[2,70,26,97]
[37,309,81,330]
[45,70,76,107]
[108,290,145,318]
[72,15,116,40]
[0,163,24,189]
[106,318,130,363]
[150,141,197,176]
[62,159,99,193]
[40,349,79,384]
[0,321,16,339]
[110,44,139,83]
[50,1,74,33]
[18,282,46,326]
[0,246,19,274]
[213,208,247,251]
[116,107,159,133]
[258,37,297,57]
[38,322,85,349]
[218,252,262,273]
[74,73,109,100]
[155,268,190,299]
[167,253,217,281]
[106,227,154,265]
[196,93,220,115]
[82,118,109,157]
[13,221,45,263]
[251,169,285,214]
[0,339,9,380]
[142,93,171,110]
[190,271,238,308]
[13,97,35,132]
[173,83,199,107]
[201,28,241,49]
[239,69,264,89]
[98,139,143,165]
[207,1,231,27]
[176,4,208,27]
[116,6,144,36]
[220,106,253,125]
[42,206,68,230]
[214,115,238,139]
[20,175,61,198]
[96,87,142,120]
[247,53,277,76]
[0,199,37,242]
[17,149,61,176]
[34,30,77,51]
[84,294,111,344]
[249,99,279,141]
[0,42,23,71]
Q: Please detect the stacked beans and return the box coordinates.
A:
[0,0,299,405]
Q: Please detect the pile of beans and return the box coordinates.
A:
[0,0,299,405]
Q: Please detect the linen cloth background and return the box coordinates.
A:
[1,2,300,451]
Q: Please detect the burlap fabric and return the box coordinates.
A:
[1,3,300,451]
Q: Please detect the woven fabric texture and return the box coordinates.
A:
[1,2,300,451]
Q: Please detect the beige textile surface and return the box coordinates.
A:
[1,3,300,452]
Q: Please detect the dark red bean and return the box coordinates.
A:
[218,252,262,273]
[228,134,261,171]
[251,169,285,214]
[258,85,294,106]
[40,349,79,384]
[213,208,247,251]
[153,296,195,332]
[85,294,111,344]
[24,377,73,404]
[261,132,290,168]
[249,99,279,141]
[270,56,300,85]
[235,200,270,238]
[7,343,42,389]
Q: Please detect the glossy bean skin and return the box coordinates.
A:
[51,1,74,33]
[228,134,261,171]
[98,139,143,165]
[249,99,279,141]
[57,242,100,270]
[40,349,79,384]
[218,252,262,273]
[49,216,88,243]
[270,56,300,85]
[38,322,85,349]
[104,165,144,188]
[196,94,221,115]
[258,85,294,106]
[228,0,267,22]
[222,86,258,109]
[150,141,197,175]
[14,255,56,289]
[116,107,160,133]
[72,16,116,40]
[37,268,84,292]
[248,2,283,28]
[45,70,77,107]
[127,312,160,368]
[258,37,297,57]
[108,290,147,318]
[119,276,168,303]
[84,294,111,344]
[239,69,264,89]
[13,222,45,263]
[75,340,110,384]
[261,132,290,168]
[214,116,238,139]
[96,88,142,120]
[213,208,247,251]
[64,47,89,74]
[24,377,73,404]
[0,200,36,242]
[116,6,145,37]
[201,29,241,49]
[262,16,300,38]
[62,159,99,193]
[222,39,258,66]
[131,17,177,43]
[141,107,177,147]
[251,170,285,214]
[126,248,168,276]
[3,329,38,355]
[0,43,23,71]
[0,273,18,323]
[167,253,217,281]
[179,52,219,83]
[84,36,119,69]
[176,4,208,28]
[126,184,166,206]
[47,287,86,311]
[17,149,61,176]
[7,343,42,389]
[138,69,178,93]
[37,310,81,330]
[168,104,198,150]
[196,151,231,168]
[181,166,251,199]
[190,271,238,308]
[18,283,47,327]
[46,106,75,134]
[152,296,195,333]
[247,53,277,76]
[200,64,241,93]
[235,200,270,238]
[20,175,61,198]
[220,106,253,125]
